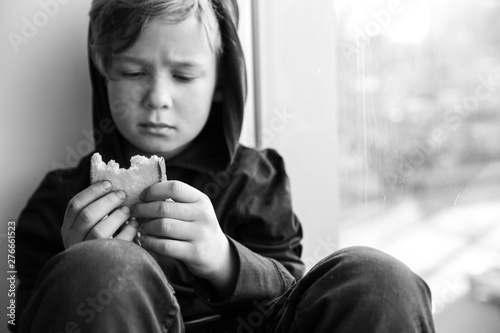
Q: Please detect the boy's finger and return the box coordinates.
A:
[114,219,139,242]
[131,201,195,221]
[63,181,113,229]
[78,191,127,225]
[141,218,194,240]
[140,181,201,203]
[85,206,130,240]
[140,235,193,260]
[69,191,127,241]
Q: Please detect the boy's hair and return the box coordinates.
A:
[89,0,222,77]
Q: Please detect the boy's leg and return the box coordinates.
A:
[20,239,183,333]
[266,246,435,333]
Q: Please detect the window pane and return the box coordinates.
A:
[337,0,500,316]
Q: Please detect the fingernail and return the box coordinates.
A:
[102,181,112,190]
[117,191,127,200]
[139,191,144,201]
[120,206,130,214]
[130,219,138,228]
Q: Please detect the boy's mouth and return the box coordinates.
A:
[139,122,175,135]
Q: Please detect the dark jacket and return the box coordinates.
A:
[14,0,304,328]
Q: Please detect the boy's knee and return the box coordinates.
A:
[49,239,158,286]
[283,247,434,331]
[63,239,150,266]
[23,240,181,332]
[333,246,412,276]
[307,246,431,303]
[332,246,422,279]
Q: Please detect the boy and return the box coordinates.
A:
[13,0,435,332]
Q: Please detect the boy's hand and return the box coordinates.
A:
[132,181,237,298]
[61,181,139,249]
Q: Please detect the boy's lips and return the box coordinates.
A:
[139,122,175,136]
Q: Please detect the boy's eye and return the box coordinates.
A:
[173,74,196,83]
[121,72,145,78]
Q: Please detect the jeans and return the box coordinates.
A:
[20,240,435,333]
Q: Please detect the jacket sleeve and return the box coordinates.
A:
[194,148,305,313]
[12,171,67,332]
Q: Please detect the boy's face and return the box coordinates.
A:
[106,16,218,159]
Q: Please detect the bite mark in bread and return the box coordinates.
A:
[90,152,167,206]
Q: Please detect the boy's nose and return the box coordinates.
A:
[143,77,173,111]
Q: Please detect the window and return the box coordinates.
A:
[336,0,500,316]
[251,0,500,321]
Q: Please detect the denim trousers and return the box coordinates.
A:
[20,239,435,333]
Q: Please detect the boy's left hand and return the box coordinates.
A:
[131,181,237,297]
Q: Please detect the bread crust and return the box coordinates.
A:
[157,157,167,182]
[90,152,167,206]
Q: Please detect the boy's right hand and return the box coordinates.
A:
[61,181,138,249]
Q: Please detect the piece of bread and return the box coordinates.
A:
[90,152,167,206]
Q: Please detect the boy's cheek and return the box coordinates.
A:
[108,79,147,98]
[108,95,133,122]
[107,83,146,120]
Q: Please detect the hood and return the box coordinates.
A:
[88,0,247,172]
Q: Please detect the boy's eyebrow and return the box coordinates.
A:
[112,55,206,68]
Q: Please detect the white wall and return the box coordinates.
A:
[256,0,340,270]
[1,0,93,220]
[1,1,92,332]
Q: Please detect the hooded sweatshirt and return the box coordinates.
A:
[14,0,304,327]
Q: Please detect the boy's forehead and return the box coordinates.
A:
[113,54,207,68]
[112,17,215,65]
